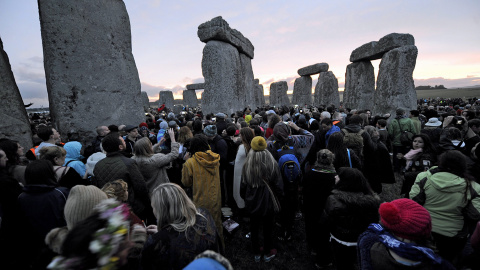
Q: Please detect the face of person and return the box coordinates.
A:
[412,137,425,150]
[0,150,8,167]
[54,155,66,166]
[52,128,60,140]
[101,126,110,136]
[17,143,24,156]
[119,136,127,151]
[128,129,138,137]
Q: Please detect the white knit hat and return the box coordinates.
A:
[64,185,108,229]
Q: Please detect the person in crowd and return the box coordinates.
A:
[410,150,480,264]
[132,130,179,194]
[101,179,144,226]
[182,250,233,270]
[84,125,110,158]
[85,143,106,177]
[463,118,480,157]
[204,125,229,205]
[192,119,204,136]
[376,119,391,152]
[63,141,87,178]
[323,167,380,270]
[93,132,151,223]
[409,110,422,134]
[178,126,194,159]
[139,124,157,145]
[233,127,255,210]
[48,199,146,270]
[327,132,362,171]
[303,149,336,268]
[156,121,169,146]
[341,114,375,165]
[358,199,455,269]
[265,114,281,139]
[241,136,283,262]
[421,117,443,150]
[215,112,227,135]
[36,126,61,158]
[388,108,418,172]
[181,134,223,248]
[39,146,89,188]
[0,138,27,185]
[438,127,464,154]
[124,125,140,157]
[142,183,221,270]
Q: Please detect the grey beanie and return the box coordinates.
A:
[64,185,108,230]
[204,125,217,137]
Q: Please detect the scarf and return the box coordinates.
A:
[404,148,423,170]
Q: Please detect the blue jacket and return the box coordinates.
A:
[63,141,86,177]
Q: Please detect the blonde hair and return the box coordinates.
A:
[39,146,66,163]
[151,183,202,232]
[133,137,154,157]
[178,126,193,144]
[101,179,128,202]
[242,148,280,188]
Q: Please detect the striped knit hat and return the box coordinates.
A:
[64,185,108,229]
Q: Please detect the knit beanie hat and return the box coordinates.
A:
[159,121,168,130]
[273,122,290,142]
[64,185,108,229]
[251,136,267,151]
[379,198,432,240]
[204,125,217,137]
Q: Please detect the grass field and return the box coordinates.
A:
[415,87,480,99]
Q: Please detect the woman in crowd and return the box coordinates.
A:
[177,126,193,159]
[142,183,220,270]
[241,136,283,262]
[0,138,26,185]
[398,134,437,196]
[233,127,255,210]
[303,149,336,268]
[132,129,179,194]
[265,114,281,139]
[358,199,455,269]
[63,141,87,178]
[101,179,143,226]
[410,150,480,264]
[39,146,89,189]
[323,167,380,270]
[326,132,362,171]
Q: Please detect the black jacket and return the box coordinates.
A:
[240,169,284,217]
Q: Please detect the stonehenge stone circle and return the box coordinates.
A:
[198,16,254,59]
[141,91,150,111]
[254,79,265,106]
[314,71,340,107]
[292,76,313,106]
[186,83,205,90]
[343,61,375,110]
[269,81,289,107]
[298,63,329,76]
[350,33,415,62]
[183,90,198,107]
[159,90,174,109]
[38,0,143,143]
[0,38,33,149]
[374,45,418,116]
[240,53,256,108]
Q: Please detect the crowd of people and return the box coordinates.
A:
[1,100,480,269]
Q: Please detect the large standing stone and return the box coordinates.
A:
[173,104,183,115]
[350,33,415,62]
[297,63,329,76]
[240,53,256,108]
[254,79,265,106]
[292,76,312,106]
[198,16,254,59]
[183,90,198,107]
[374,45,418,116]
[159,91,174,109]
[38,0,143,143]
[269,81,289,107]
[314,71,340,107]
[141,91,150,111]
[201,40,243,114]
[186,83,205,90]
[0,38,33,148]
[343,61,375,110]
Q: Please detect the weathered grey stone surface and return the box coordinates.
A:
[292,76,312,106]
[201,40,243,114]
[269,81,289,106]
[183,90,198,107]
[254,79,265,106]
[240,53,256,108]
[374,45,418,116]
[343,61,375,110]
[173,104,183,115]
[0,38,33,148]
[350,33,415,62]
[141,91,150,111]
[314,71,340,107]
[38,0,143,143]
[297,63,329,76]
[159,91,174,109]
[186,83,205,90]
[198,16,254,59]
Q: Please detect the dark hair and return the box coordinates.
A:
[24,160,57,186]
[192,119,203,133]
[468,119,480,128]
[108,125,119,132]
[37,126,54,141]
[327,132,348,169]
[438,150,466,178]
[410,110,420,117]
[377,119,387,128]
[101,132,122,153]
[349,115,363,125]
[226,124,237,136]
[184,134,210,156]
[335,167,374,195]
[268,115,281,129]
[309,120,320,131]
[411,134,436,154]
[0,138,20,167]
[321,118,333,126]
[252,126,263,137]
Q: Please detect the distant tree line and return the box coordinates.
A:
[415,85,447,90]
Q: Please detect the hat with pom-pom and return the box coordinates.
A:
[379,198,431,240]
[251,136,267,151]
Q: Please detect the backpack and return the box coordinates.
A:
[274,139,301,184]
[396,119,415,147]
[342,129,364,158]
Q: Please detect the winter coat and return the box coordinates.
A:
[181,150,223,245]
[208,135,228,168]
[410,168,480,237]
[388,117,417,147]
[363,140,395,193]
[132,142,180,194]
[141,208,220,270]
[343,124,375,161]
[266,128,315,165]
[233,145,247,208]
[421,127,443,150]
[63,141,86,177]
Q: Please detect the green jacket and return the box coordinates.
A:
[410,167,480,237]
[410,117,421,135]
[387,117,417,146]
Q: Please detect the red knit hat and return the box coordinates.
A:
[139,122,148,128]
[379,199,432,240]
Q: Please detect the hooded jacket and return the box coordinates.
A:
[63,141,86,177]
[410,167,480,237]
